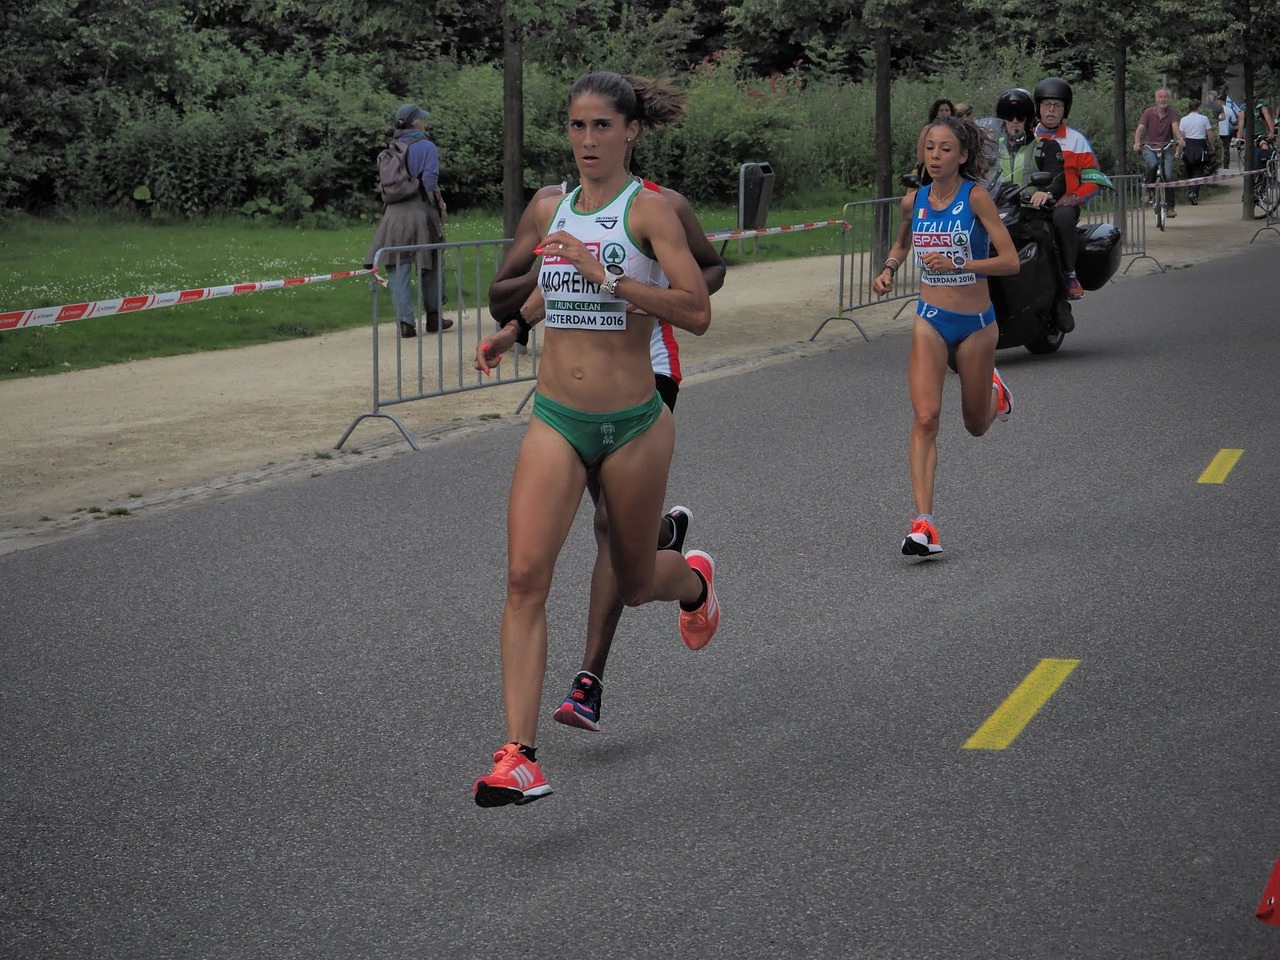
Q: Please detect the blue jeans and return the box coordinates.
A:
[386,256,440,323]
[1142,146,1176,208]
[384,259,414,327]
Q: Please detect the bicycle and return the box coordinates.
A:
[1232,134,1280,219]
[1143,141,1177,231]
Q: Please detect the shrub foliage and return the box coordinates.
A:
[0,6,1179,222]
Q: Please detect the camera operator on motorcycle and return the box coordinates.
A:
[1032,77,1100,302]
[994,88,1040,188]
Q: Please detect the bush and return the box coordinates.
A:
[12,35,1179,220]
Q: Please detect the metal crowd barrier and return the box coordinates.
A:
[340,220,846,451]
[336,238,536,451]
[811,174,1152,341]
[1086,174,1159,273]
[811,195,915,341]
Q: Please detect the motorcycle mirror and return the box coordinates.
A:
[1029,171,1054,189]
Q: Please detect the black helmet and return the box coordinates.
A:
[995,88,1035,124]
[1034,77,1073,120]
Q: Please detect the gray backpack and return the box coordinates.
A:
[377,139,420,204]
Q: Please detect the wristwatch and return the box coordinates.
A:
[600,262,625,297]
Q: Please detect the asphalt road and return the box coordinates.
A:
[3,241,1279,959]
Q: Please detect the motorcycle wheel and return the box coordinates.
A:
[1025,328,1065,354]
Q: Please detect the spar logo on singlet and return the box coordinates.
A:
[915,217,971,261]
[602,243,626,267]
[916,230,971,249]
[544,240,602,266]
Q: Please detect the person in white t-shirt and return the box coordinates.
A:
[1180,99,1216,203]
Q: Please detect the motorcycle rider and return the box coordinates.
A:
[1032,77,1100,302]
[995,88,1038,186]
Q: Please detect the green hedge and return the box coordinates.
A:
[15,46,1168,221]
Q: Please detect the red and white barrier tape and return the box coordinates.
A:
[704,220,846,241]
[0,268,379,331]
[1151,166,1265,189]
[0,220,852,331]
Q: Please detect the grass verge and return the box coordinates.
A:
[0,194,864,380]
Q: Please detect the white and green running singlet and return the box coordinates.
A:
[539,179,668,331]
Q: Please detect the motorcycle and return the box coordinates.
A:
[987,170,1121,354]
[903,121,1123,356]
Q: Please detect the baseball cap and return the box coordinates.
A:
[394,103,430,126]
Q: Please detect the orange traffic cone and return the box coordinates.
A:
[1258,856,1280,927]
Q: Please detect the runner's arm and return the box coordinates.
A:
[487,185,563,327]
[967,187,1020,277]
[662,187,726,296]
[872,194,914,295]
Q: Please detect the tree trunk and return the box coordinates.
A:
[1112,44,1129,228]
[501,10,524,239]
[873,27,893,261]
[1112,45,1127,178]
[1241,60,1255,221]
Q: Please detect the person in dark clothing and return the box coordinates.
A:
[365,103,451,337]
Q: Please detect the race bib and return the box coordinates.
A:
[544,298,628,331]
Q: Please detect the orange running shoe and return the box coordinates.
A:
[679,550,720,650]
[992,367,1014,422]
[901,517,943,557]
[473,743,552,807]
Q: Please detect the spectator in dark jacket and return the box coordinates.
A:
[365,103,450,337]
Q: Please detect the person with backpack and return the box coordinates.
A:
[364,103,451,337]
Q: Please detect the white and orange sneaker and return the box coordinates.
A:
[902,517,943,557]
[473,743,552,808]
[992,367,1013,422]
[679,550,720,650]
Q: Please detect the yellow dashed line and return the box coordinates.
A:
[1198,449,1244,484]
[964,658,1080,751]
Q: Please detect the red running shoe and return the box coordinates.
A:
[473,743,552,807]
[679,550,720,650]
[992,367,1014,422]
[902,517,943,557]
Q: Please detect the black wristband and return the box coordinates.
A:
[505,312,531,346]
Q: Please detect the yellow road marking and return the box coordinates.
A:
[1198,449,1244,484]
[964,658,1080,751]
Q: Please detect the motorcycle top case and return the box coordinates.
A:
[1073,221,1122,291]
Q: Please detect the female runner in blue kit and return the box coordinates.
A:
[872,116,1021,557]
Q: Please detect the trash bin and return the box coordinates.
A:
[739,162,774,231]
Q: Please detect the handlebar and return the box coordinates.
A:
[1233,133,1277,150]
[1142,141,1177,153]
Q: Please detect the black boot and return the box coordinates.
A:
[1055,299,1075,333]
